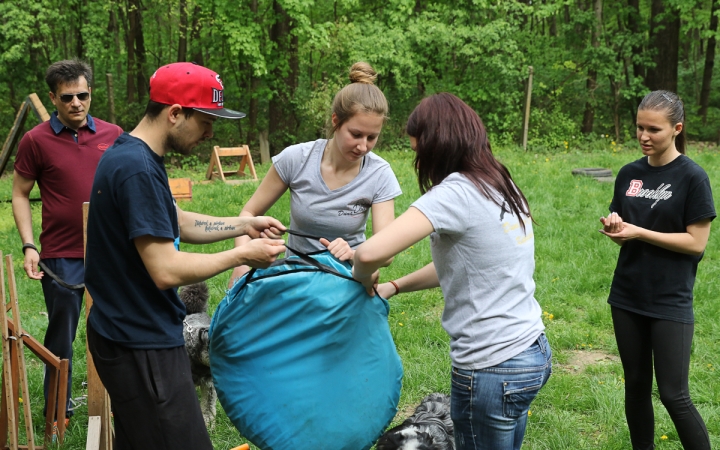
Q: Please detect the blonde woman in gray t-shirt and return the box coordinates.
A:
[229,62,401,286]
[353,93,551,450]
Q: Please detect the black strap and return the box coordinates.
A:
[38,261,85,290]
[284,229,326,241]
[283,244,355,281]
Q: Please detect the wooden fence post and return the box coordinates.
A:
[522,66,534,151]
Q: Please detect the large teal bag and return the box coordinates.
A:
[209,251,403,450]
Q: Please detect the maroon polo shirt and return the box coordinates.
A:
[14,113,123,258]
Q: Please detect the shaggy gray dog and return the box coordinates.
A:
[179,281,216,429]
[376,393,455,450]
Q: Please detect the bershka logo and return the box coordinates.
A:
[212,88,224,106]
[626,179,672,208]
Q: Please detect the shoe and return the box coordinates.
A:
[52,418,70,443]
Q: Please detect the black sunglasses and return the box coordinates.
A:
[58,92,90,103]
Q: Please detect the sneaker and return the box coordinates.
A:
[51,418,70,443]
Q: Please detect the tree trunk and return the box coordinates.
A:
[190,6,204,66]
[626,0,643,82]
[582,0,602,133]
[126,0,137,103]
[108,2,123,78]
[268,0,298,156]
[178,0,188,62]
[75,0,85,59]
[246,0,260,147]
[699,0,719,122]
[645,0,680,91]
[133,0,148,101]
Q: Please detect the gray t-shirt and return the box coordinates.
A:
[272,139,402,254]
[412,173,544,370]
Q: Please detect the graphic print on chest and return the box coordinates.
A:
[338,197,372,216]
[626,179,673,208]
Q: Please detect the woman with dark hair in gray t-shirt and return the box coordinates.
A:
[353,93,551,450]
[229,62,401,286]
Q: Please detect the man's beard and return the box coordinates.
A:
[165,128,194,155]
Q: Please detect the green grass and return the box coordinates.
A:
[1,141,720,449]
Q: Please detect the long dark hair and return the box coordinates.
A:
[638,90,686,154]
[406,93,532,232]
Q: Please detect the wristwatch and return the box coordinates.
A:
[22,243,38,255]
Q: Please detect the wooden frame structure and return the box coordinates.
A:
[205,145,257,184]
[0,252,69,449]
[168,178,192,201]
[82,203,113,450]
[0,94,51,177]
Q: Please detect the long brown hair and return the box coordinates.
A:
[406,93,532,232]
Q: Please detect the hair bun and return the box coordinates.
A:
[349,62,377,85]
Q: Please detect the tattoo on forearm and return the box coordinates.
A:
[194,220,237,232]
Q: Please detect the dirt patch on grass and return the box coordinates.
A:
[558,350,619,373]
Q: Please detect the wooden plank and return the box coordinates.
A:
[168,178,192,200]
[83,203,112,450]
[0,101,30,179]
[5,255,35,450]
[0,251,17,450]
[216,147,248,157]
[85,416,101,450]
[26,94,50,123]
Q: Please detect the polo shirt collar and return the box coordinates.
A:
[49,111,96,134]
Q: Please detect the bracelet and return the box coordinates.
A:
[22,243,38,255]
[389,280,400,295]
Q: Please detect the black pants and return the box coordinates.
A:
[87,322,212,450]
[611,306,710,450]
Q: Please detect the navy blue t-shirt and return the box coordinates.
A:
[608,155,716,323]
[85,133,185,349]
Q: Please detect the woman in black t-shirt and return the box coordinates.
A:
[600,90,715,450]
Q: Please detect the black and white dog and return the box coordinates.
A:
[179,281,216,429]
[376,393,455,450]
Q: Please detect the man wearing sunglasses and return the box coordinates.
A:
[11,59,123,435]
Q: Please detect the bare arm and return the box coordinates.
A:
[376,262,440,299]
[178,208,285,244]
[135,235,286,290]
[229,165,289,286]
[353,207,435,294]
[11,170,42,280]
[600,213,712,256]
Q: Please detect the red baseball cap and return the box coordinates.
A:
[149,62,246,119]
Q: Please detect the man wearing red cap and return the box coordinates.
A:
[84,62,286,448]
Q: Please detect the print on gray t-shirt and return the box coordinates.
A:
[272,139,402,255]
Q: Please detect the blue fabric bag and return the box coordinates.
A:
[209,251,403,450]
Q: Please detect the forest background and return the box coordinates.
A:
[1,0,719,161]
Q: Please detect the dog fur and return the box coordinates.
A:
[179,281,216,429]
[376,393,455,450]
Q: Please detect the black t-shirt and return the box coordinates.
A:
[86,133,185,349]
[608,155,716,323]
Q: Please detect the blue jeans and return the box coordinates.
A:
[451,334,552,450]
[40,258,85,418]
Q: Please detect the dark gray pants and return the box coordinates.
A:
[87,322,212,450]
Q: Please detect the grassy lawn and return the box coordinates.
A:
[0,140,719,449]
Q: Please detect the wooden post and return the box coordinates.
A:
[83,203,113,450]
[0,252,18,450]
[106,74,116,125]
[259,130,270,164]
[522,66,534,151]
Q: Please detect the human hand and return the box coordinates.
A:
[23,248,43,280]
[352,266,378,296]
[237,238,286,268]
[599,221,641,242]
[243,216,286,239]
[228,265,252,288]
[599,212,624,234]
[319,237,355,262]
[376,282,397,299]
